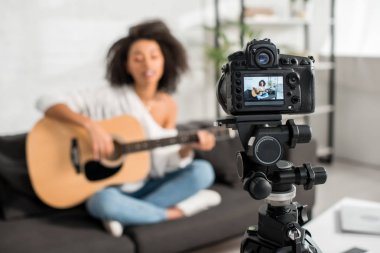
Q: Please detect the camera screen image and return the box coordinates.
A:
[243,76,284,106]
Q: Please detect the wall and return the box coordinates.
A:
[5,0,373,169]
[327,0,380,167]
[0,0,215,134]
[335,57,380,167]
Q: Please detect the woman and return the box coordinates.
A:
[36,20,221,237]
[251,79,268,99]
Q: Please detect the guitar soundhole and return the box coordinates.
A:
[84,161,123,181]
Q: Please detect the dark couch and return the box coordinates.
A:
[0,126,317,253]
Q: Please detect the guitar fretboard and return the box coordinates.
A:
[121,128,229,154]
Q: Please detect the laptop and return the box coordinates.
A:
[340,204,380,235]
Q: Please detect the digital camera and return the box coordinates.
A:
[217,39,315,115]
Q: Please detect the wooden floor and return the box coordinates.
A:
[191,158,380,253]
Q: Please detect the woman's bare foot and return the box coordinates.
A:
[166,207,185,220]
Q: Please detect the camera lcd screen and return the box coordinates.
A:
[243,76,284,106]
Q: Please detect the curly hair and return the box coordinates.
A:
[258,80,266,86]
[106,19,188,93]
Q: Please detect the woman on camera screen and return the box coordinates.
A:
[251,79,269,99]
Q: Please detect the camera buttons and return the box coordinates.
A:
[291,96,300,104]
[291,58,298,65]
[236,95,242,101]
[281,58,298,65]
[286,72,300,88]
[235,87,242,93]
[235,79,241,85]
[280,58,290,65]
[235,72,241,78]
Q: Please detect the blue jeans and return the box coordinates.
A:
[86,159,215,226]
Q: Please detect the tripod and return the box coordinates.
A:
[218,115,327,253]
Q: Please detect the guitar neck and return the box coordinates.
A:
[121,128,229,154]
[122,133,196,154]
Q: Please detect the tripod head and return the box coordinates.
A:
[217,115,327,253]
[217,115,326,199]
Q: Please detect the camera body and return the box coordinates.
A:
[217,39,315,115]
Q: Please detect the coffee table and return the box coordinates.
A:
[304,197,380,253]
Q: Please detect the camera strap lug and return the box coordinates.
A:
[287,223,303,253]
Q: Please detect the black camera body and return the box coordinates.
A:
[217,39,315,115]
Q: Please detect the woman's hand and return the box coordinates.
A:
[179,130,215,158]
[191,130,216,151]
[44,104,114,160]
[84,120,115,160]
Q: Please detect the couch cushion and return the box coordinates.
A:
[195,135,243,187]
[125,184,256,253]
[178,121,243,187]
[124,183,315,253]
[0,134,30,195]
[0,207,135,253]
[0,134,57,220]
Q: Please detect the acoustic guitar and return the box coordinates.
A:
[26,115,232,209]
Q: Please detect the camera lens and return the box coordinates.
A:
[258,52,270,65]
